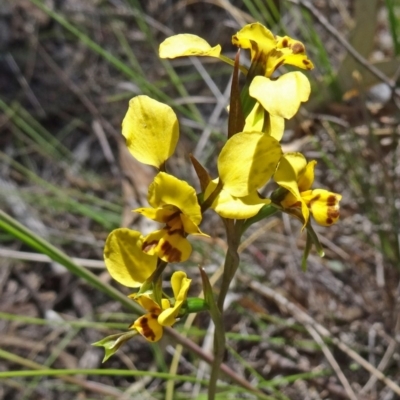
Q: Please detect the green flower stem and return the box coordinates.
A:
[208,219,242,400]
[217,219,242,311]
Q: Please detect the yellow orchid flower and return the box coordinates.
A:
[159,23,313,124]
[104,228,158,288]
[232,23,313,121]
[122,95,179,169]
[135,172,207,263]
[159,22,313,78]
[232,23,314,78]
[129,271,191,342]
[274,153,342,226]
[204,131,282,219]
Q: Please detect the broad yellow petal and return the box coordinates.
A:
[104,229,157,288]
[250,72,311,119]
[205,180,270,219]
[159,34,221,58]
[218,131,282,197]
[122,96,179,168]
[147,172,202,226]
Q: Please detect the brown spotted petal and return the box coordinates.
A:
[131,313,162,342]
[302,189,342,226]
[142,229,192,263]
[130,296,163,342]
[267,35,314,76]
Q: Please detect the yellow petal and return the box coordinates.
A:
[171,271,191,301]
[148,172,202,226]
[302,189,342,226]
[161,299,170,310]
[205,180,270,219]
[132,313,163,342]
[135,204,179,223]
[135,295,161,314]
[243,102,285,141]
[159,34,221,58]
[232,23,275,62]
[266,35,314,75]
[158,271,191,327]
[104,229,157,288]
[142,229,165,256]
[180,214,208,236]
[274,153,309,223]
[122,96,179,168]
[141,228,193,262]
[249,72,311,119]
[218,131,282,197]
[297,160,316,192]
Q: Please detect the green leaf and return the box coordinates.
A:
[93,331,138,362]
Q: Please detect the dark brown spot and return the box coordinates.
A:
[292,43,305,54]
[142,240,158,252]
[326,218,333,225]
[161,241,182,263]
[327,208,340,219]
[302,59,310,65]
[327,195,337,206]
[282,38,288,47]
[151,313,158,319]
[139,316,156,342]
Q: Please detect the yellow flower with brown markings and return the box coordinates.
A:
[158,23,313,136]
[232,23,313,78]
[130,271,191,342]
[274,153,342,227]
[136,172,207,263]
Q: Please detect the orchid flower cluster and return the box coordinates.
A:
[95,23,342,365]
